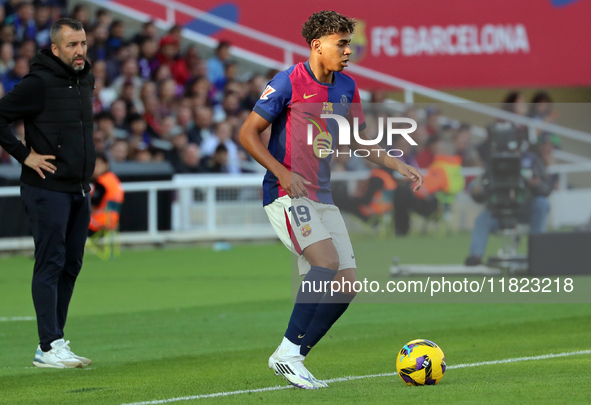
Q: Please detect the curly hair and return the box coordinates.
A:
[301,11,356,47]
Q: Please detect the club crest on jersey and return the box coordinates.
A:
[322,102,333,115]
[260,85,276,100]
[301,224,312,237]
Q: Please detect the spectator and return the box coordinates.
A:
[167,24,183,44]
[415,135,440,169]
[133,141,152,162]
[529,91,558,125]
[200,120,240,173]
[7,1,36,45]
[106,19,125,57]
[156,34,190,86]
[394,141,465,236]
[71,4,90,28]
[111,57,143,97]
[34,4,52,48]
[0,24,16,44]
[109,138,129,162]
[93,129,109,154]
[127,112,151,143]
[240,74,265,110]
[199,143,228,173]
[142,94,162,135]
[453,124,481,168]
[177,143,202,173]
[94,8,112,30]
[425,106,441,137]
[167,130,189,172]
[93,77,106,113]
[2,55,29,92]
[138,37,158,80]
[176,105,201,144]
[120,80,144,114]
[213,59,237,91]
[206,40,230,87]
[194,106,213,142]
[185,45,200,76]
[133,20,158,44]
[0,42,14,75]
[110,99,128,131]
[17,39,36,59]
[88,23,108,62]
[157,77,177,117]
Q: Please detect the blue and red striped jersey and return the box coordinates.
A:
[254,61,366,206]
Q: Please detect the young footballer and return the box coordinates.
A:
[239,10,423,389]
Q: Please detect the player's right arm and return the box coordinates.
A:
[239,112,310,198]
[239,70,310,199]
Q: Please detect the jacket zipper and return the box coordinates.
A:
[75,76,85,196]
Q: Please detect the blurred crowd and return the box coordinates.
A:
[0,1,560,178]
[333,90,560,176]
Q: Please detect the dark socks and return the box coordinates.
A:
[300,291,355,356]
[284,266,337,346]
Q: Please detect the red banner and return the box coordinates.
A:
[114,0,591,89]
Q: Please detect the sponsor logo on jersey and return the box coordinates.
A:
[304,112,333,159]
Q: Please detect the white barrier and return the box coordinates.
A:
[0,165,590,251]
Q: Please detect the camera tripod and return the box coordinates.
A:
[486,225,528,276]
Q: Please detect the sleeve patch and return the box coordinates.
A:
[260,85,276,100]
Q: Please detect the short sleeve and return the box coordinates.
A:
[348,85,366,132]
[253,71,292,123]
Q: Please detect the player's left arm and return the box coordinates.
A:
[353,129,423,191]
[346,84,422,191]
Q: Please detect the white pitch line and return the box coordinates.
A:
[0,316,35,322]
[122,350,591,405]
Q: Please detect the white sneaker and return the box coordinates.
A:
[268,348,327,389]
[63,340,92,366]
[32,339,83,369]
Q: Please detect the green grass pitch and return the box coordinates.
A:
[0,234,590,405]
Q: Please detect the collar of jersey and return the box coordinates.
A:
[303,60,336,87]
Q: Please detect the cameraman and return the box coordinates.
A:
[465,126,553,266]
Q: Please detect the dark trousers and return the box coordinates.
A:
[21,184,90,352]
[393,185,438,236]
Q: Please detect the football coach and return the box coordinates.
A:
[0,18,95,369]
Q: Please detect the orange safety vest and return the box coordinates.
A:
[359,168,398,217]
[414,155,464,200]
[89,171,124,232]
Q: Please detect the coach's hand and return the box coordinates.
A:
[279,170,311,199]
[24,148,56,179]
[398,163,423,192]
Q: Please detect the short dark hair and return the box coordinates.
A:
[50,18,84,45]
[215,144,228,154]
[94,111,115,123]
[216,40,230,54]
[301,11,356,47]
